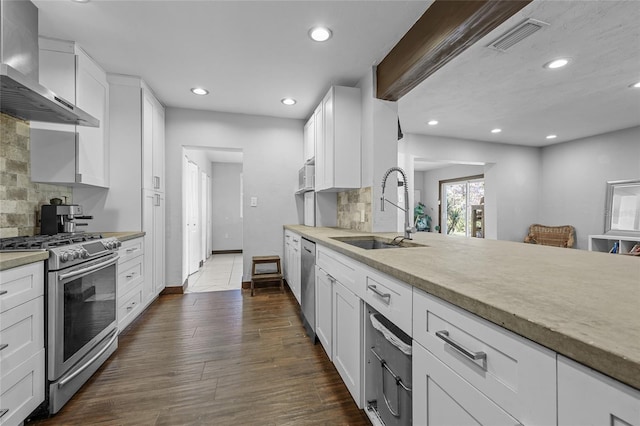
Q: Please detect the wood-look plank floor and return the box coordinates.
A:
[28,288,370,426]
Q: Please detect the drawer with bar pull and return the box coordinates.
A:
[363,266,412,337]
[412,288,556,425]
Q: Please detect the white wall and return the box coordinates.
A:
[166,107,302,287]
[422,164,486,231]
[404,133,541,241]
[211,162,243,251]
[539,126,640,249]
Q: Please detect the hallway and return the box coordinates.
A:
[186,253,243,293]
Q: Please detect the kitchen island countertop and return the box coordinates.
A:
[284,225,640,390]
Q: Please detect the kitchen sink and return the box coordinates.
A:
[330,236,426,250]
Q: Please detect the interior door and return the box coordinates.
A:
[187,160,200,275]
[200,171,207,264]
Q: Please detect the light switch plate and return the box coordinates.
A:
[250,197,258,207]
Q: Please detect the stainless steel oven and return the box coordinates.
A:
[0,233,122,415]
[47,240,120,414]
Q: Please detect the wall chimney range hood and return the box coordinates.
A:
[0,0,99,127]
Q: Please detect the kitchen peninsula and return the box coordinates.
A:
[285,225,640,391]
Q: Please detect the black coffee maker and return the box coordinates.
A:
[40,204,93,235]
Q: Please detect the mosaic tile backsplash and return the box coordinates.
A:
[337,186,372,232]
[1,113,72,237]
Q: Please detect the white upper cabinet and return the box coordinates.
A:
[314,86,361,192]
[30,38,109,188]
[303,113,315,164]
[142,89,165,192]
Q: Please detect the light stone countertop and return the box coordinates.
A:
[101,231,145,242]
[285,225,640,390]
[0,250,49,271]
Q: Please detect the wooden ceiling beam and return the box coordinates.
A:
[376,0,532,101]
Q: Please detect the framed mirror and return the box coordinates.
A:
[605,179,640,235]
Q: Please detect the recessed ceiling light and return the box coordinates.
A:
[491,128,502,133]
[630,81,640,88]
[281,98,296,106]
[544,58,570,69]
[427,120,438,126]
[191,88,209,96]
[546,134,557,139]
[309,27,332,42]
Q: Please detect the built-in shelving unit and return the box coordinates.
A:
[471,204,484,238]
[588,234,640,255]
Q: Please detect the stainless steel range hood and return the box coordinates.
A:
[0,0,99,127]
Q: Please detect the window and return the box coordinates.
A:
[440,176,484,237]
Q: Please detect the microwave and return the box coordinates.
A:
[298,165,315,192]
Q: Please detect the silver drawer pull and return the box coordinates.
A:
[367,284,391,303]
[126,273,135,279]
[0,409,8,418]
[126,248,139,253]
[0,290,7,296]
[436,330,486,361]
[0,343,8,351]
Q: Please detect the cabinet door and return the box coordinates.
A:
[76,50,109,187]
[332,281,362,408]
[313,104,325,190]
[319,89,334,190]
[315,266,333,359]
[153,192,166,296]
[303,115,315,163]
[142,91,155,191]
[413,343,521,426]
[152,102,165,192]
[142,190,164,302]
[558,355,640,426]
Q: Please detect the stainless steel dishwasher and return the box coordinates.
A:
[300,238,317,342]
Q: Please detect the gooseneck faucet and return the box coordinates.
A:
[381,166,416,240]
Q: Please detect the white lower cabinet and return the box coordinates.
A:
[143,190,165,304]
[558,355,640,426]
[332,280,362,408]
[315,265,333,359]
[116,238,145,332]
[413,289,557,425]
[413,342,520,425]
[0,263,45,426]
[284,231,301,304]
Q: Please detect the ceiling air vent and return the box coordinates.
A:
[488,18,549,52]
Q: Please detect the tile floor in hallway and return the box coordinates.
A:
[185,253,243,292]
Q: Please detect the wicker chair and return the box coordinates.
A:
[524,224,575,248]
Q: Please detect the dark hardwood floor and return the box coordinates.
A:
[29,288,369,425]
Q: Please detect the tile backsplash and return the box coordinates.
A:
[337,187,372,232]
[0,113,72,237]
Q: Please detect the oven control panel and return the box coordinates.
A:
[50,237,121,270]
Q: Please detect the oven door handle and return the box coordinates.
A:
[58,329,118,388]
[58,254,120,281]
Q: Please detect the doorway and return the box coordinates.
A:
[439,175,484,236]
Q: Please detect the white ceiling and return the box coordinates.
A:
[31,0,640,150]
[32,0,429,121]
[399,0,640,147]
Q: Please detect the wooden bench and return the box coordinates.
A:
[250,255,283,296]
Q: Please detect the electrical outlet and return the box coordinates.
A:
[360,210,365,222]
[250,197,258,207]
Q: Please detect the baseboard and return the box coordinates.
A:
[160,279,187,295]
[212,249,243,255]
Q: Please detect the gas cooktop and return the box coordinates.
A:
[0,233,104,250]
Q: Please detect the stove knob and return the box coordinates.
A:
[80,249,89,259]
[72,250,80,259]
[116,240,122,248]
[61,252,71,262]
